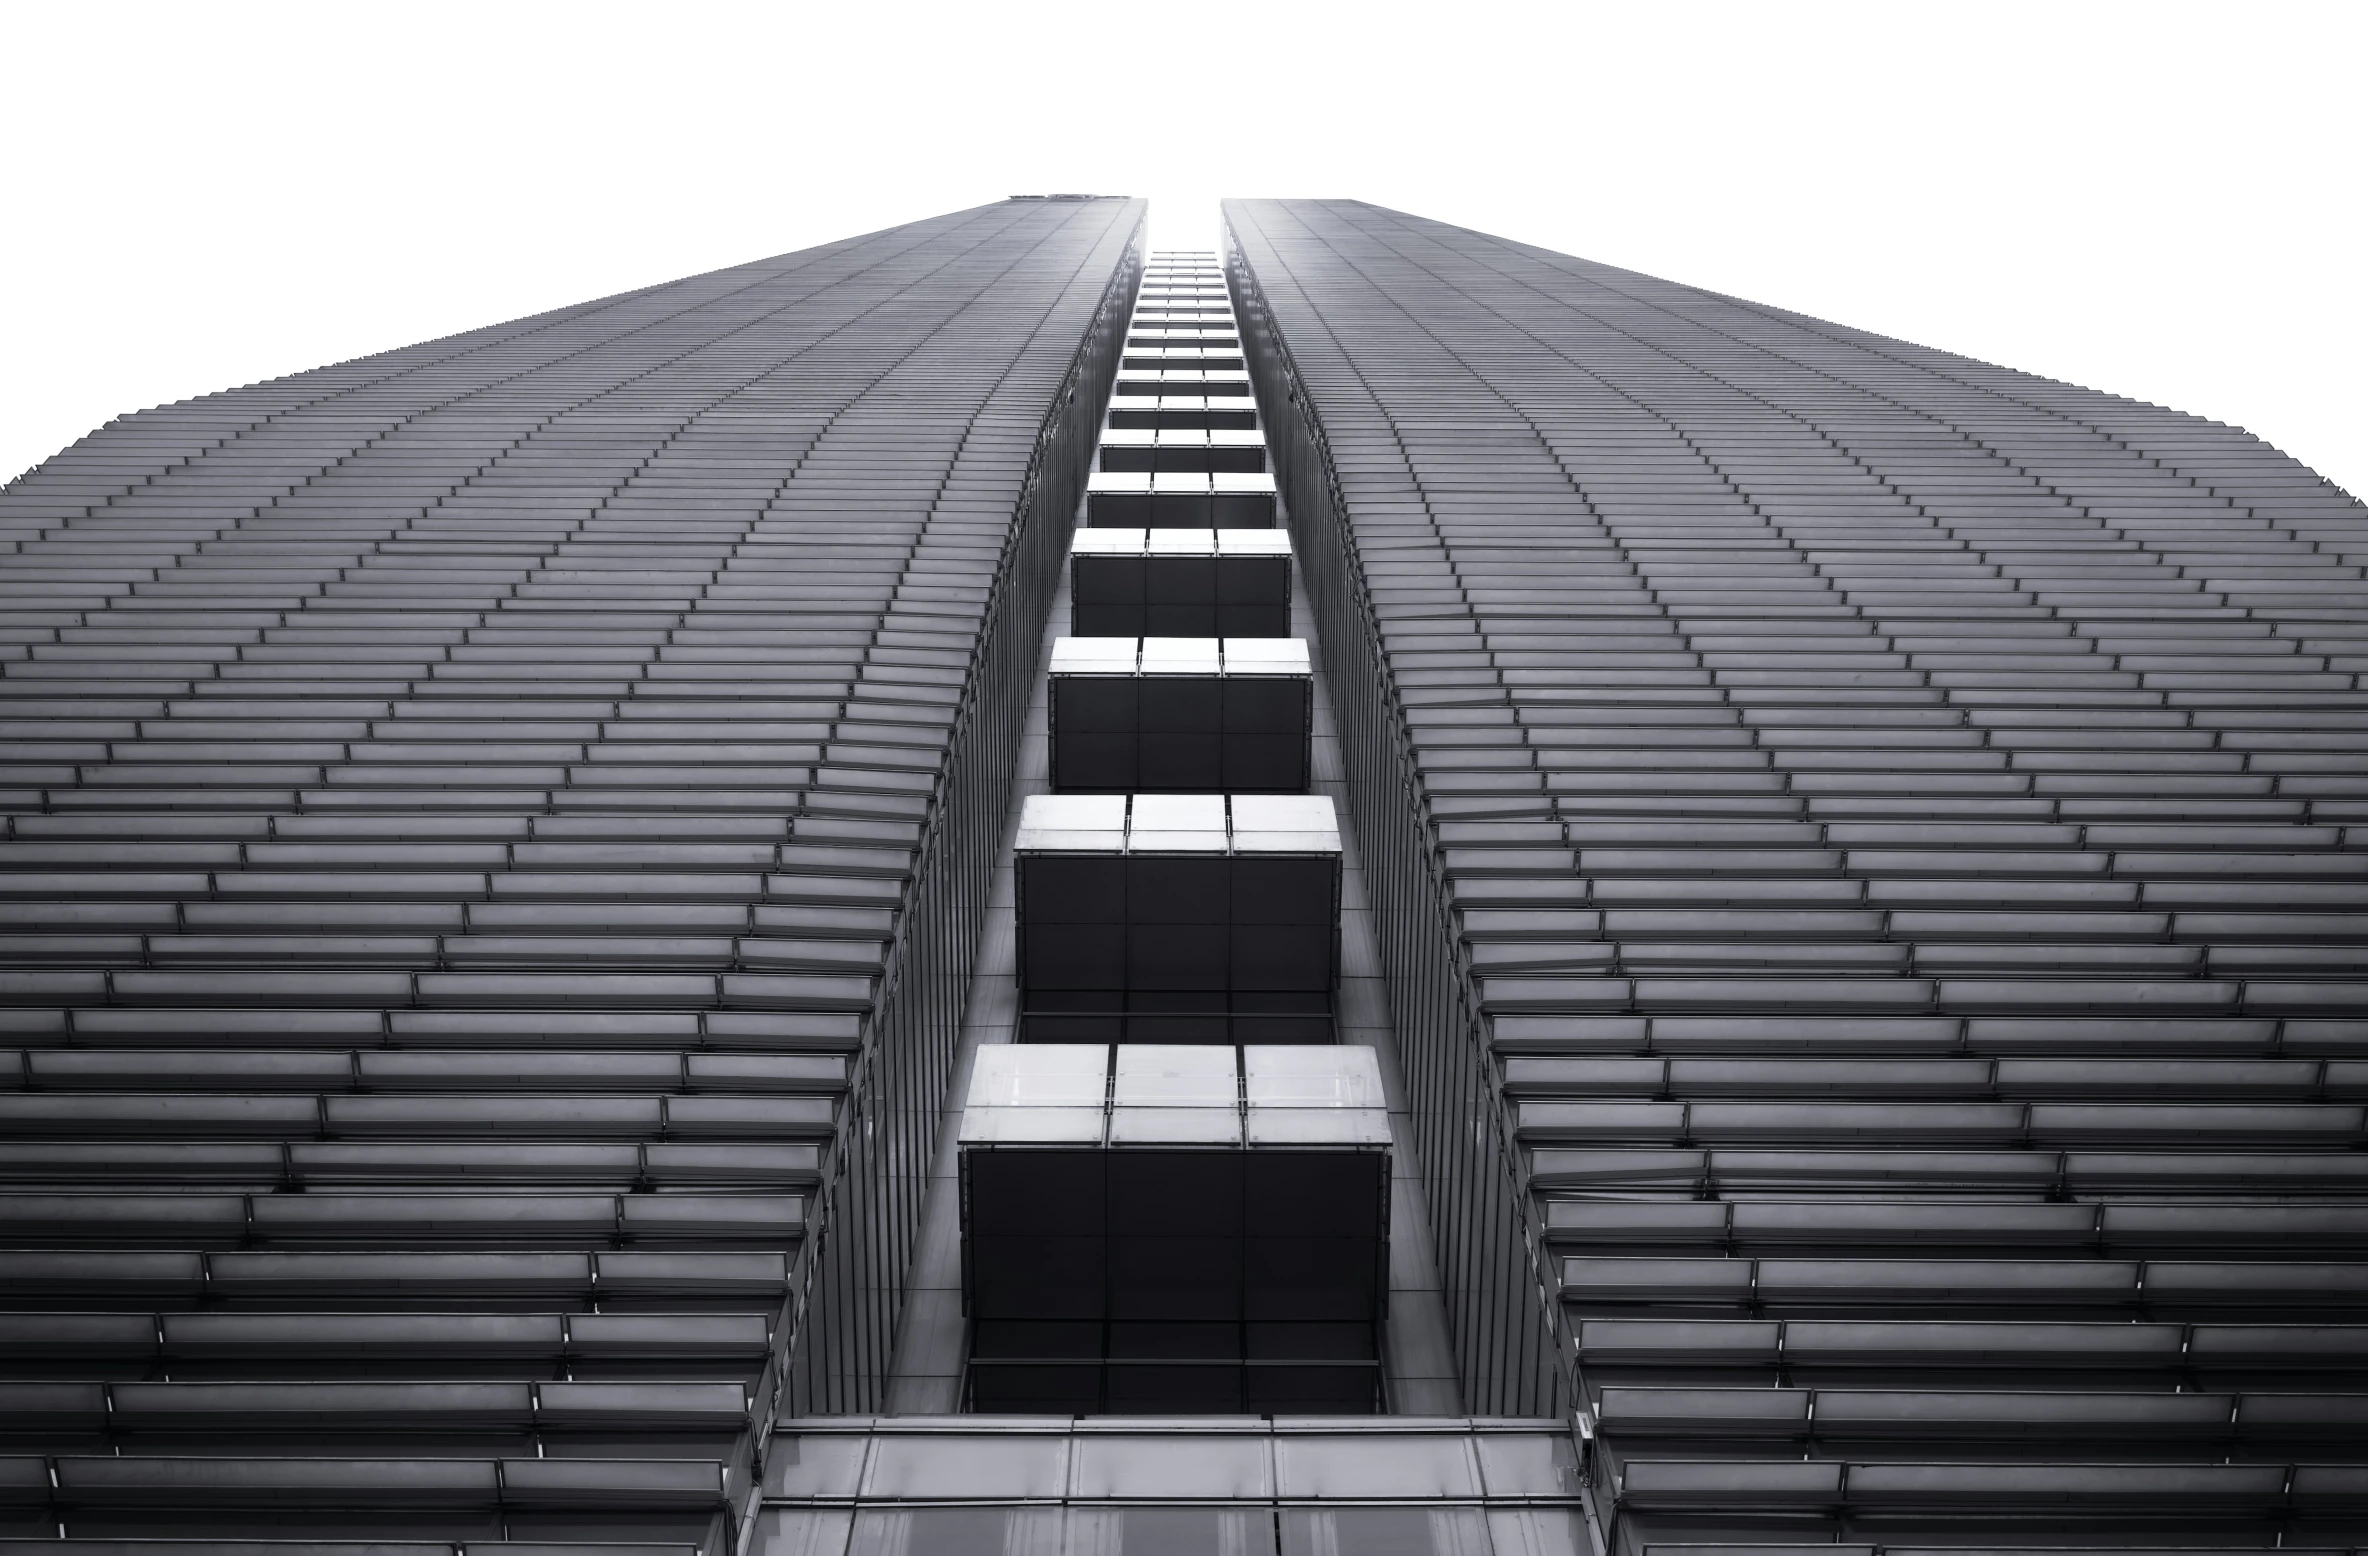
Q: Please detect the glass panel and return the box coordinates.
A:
[863,1435,1070,1500]
[1244,1110,1389,1146]
[1244,1049,1383,1110]
[1053,638,1148,675]
[1019,794,1129,851]
[1113,1045,1238,1108]
[765,1432,870,1496]
[1227,796,1336,840]
[1111,1107,1243,1144]
[1067,1506,1279,1556]
[1473,1433,1579,1498]
[1272,1436,1481,1499]
[1070,1434,1274,1499]
[1484,1509,1586,1556]
[1127,792,1231,850]
[750,1507,855,1556]
[851,1507,1065,1556]
[960,1107,1106,1145]
[970,1044,1111,1109]
[1279,1507,1490,1556]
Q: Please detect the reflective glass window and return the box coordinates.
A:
[850,1507,1064,1556]
[1273,1435,1482,1498]
[864,1434,1069,1499]
[1279,1507,1490,1556]
[1071,1433,1274,1499]
[1065,1506,1279,1556]
[766,1432,870,1496]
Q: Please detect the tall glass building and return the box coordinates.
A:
[0,197,2363,1555]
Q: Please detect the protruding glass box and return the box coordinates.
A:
[1103,402,1262,432]
[1086,470,1278,528]
[959,1043,1390,1414]
[1121,348,1248,373]
[1048,637,1312,794]
[1071,528,1293,639]
[1013,795,1341,1044]
[1112,370,1253,400]
[1126,327,1242,348]
[1097,428,1267,473]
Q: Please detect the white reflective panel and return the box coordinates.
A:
[959,1106,1106,1145]
[1221,639,1312,676]
[1246,1108,1391,1146]
[1145,528,1222,557]
[1087,471,1152,494]
[1231,830,1337,854]
[1072,528,1146,554]
[1151,471,1212,495]
[1139,638,1221,675]
[1212,472,1279,494]
[1112,1045,1238,1108]
[1051,638,1144,676]
[1228,795,1335,834]
[1229,795,1340,853]
[1214,530,1292,556]
[1128,794,1228,840]
[1128,830,1230,853]
[969,1044,1110,1108]
[1245,1046,1385,1109]
[1475,1431,1582,1496]
[1017,794,1127,852]
[1109,1106,1243,1145]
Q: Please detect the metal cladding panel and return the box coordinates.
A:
[1227,197,2368,1548]
[0,197,1144,1543]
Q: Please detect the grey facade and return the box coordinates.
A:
[1,195,2364,1556]
[0,198,1142,1548]
[1226,198,2368,1550]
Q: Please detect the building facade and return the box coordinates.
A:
[0,197,2363,1555]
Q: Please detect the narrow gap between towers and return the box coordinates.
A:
[883,250,1459,1415]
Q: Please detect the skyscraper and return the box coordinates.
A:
[0,197,2362,1554]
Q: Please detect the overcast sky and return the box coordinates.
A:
[3,1,2362,497]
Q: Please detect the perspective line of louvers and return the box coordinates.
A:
[1225,198,2368,1552]
[0,198,1147,1550]
[3,192,2366,1556]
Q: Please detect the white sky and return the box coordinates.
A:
[3,1,2362,497]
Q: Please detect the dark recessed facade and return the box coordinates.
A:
[0,197,2362,1556]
